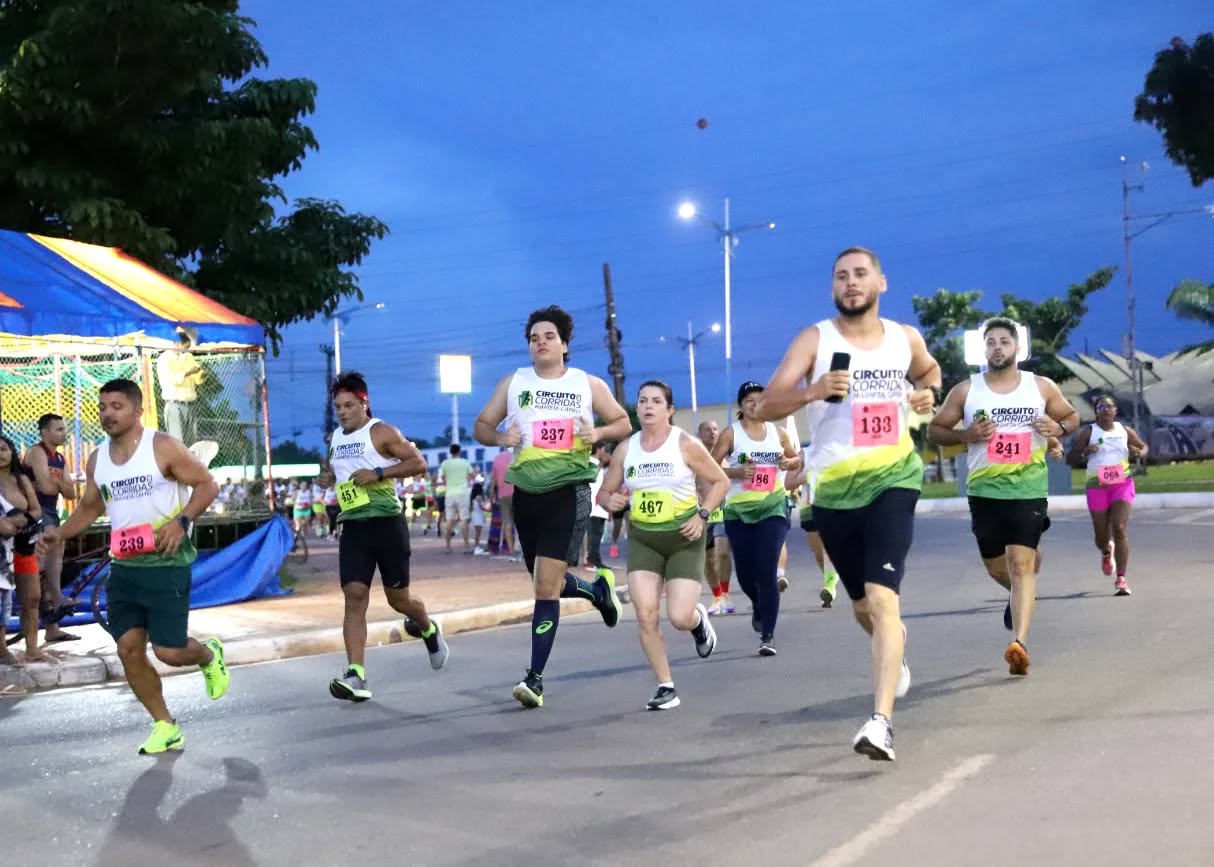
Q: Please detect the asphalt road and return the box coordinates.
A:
[3,508,1213,867]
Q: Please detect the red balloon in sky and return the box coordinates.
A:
[696,118,709,130]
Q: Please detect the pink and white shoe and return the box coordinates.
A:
[1114,575,1131,596]
[1100,543,1114,577]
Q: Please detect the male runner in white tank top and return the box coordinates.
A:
[760,247,942,762]
[38,378,226,755]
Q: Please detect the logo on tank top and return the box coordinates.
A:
[989,407,1038,426]
[531,389,582,411]
[737,451,780,465]
[631,461,675,479]
[851,368,907,399]
[518,390,533,409]
[331,442,366,460]
[100,474,154,503]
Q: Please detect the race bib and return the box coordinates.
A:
[631,490,674,522]
[336,480,370,512]
[743,465,778,492]
[532,418,575,451]
[987,432,1031,464]
[852,402,899,447]
[1098,464,1126,486]
[708,507,724,523]
[111,523,155,560]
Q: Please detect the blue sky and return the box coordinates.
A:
[246,0,1213,448]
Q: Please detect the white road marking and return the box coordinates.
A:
[810,753,995,867]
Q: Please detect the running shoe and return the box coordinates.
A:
[722,594,736,614]
[896,658,911,699]
[1101,543,1114,576]
[647,685,680,710]
[1004,640,1030,676]
[853,714,895,762]
[820,572,838,608]
[594,567,621,628]
[777,574,789,593]
[692,603,717,658]
[329,668,372,702]
[706,596,724,616]
[138,720,184,755]
[405,617,450,670]
[758,635,777,657]
[1114,576,1131,596]
[512,670,544,708]
[200,637,230,700]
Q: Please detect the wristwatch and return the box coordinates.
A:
[178,515,191,532]
[698,507,712,521]
[375,467,384,480]
[929,385,943,406]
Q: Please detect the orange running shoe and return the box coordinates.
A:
[1004,640,1029,676]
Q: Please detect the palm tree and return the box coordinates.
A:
[1167,279,1214,326]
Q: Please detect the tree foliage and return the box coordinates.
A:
[912,268,1115,390]
[271,439,324,465]
[1134,34,1214,187]
[1166,278,1214,327]
[0,0,387,348]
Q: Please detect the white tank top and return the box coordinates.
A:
[94,428,194,565]
[723,421,786,522]
[1085,422,1131,486]
[804,318,921,509]
[962,372,1047,499]
[504,366,597,493]
[622,428,698,531]
[329,418,401,519]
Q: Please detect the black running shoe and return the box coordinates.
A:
[593,567,622,628]
[512,670,544,708]
[646,685,680,710]
[758,635,777,657]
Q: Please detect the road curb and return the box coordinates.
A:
[916,491,1214,515]
[4,598,596,693]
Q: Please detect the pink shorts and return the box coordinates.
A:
[1086,477,1136,511]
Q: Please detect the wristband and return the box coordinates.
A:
[375,467,384,481]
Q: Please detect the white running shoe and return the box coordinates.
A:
[896,658,911,699]
[853,714,895,761]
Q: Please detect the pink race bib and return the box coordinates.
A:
[1097,464,1126,485]
[111,523,155,560]
[743,465,778,492]
[531,418,575,451]
[851,402,899,447]
[987,432,1031,464]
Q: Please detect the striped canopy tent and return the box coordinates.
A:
[0,230,262,349]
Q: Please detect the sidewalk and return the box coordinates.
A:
[1,530,620,694]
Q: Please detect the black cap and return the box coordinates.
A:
[737,381,764,403]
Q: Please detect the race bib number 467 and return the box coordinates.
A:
[631,490,673,522]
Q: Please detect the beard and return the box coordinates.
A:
[987,356,1016,371]
[834,294,876,318]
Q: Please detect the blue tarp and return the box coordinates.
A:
[4,515,294,631]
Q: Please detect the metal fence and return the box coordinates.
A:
[0,344,272,515]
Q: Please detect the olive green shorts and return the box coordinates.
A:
[626,524,706,581]
[105,563,193,648]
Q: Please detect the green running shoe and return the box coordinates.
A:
[594,567,621,628]
[200,637,230,700]
[138,720,184,755]
[330,667,372,702]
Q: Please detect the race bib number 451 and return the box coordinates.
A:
[532,418,575,451]
[337,480,370,512]
[111,524,154,560]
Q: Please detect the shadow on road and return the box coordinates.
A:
[95,756,266,867]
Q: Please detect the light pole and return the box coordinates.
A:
[330,302,386,375]
[678,198,775,416]
[1120,157,1214,466]
[664,321,721,429]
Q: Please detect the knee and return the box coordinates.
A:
[342,586,370,608]
[851,599,870,625]
[668,608,698,631]
[865,589,900,621]
[1111,523,1128,540]
[151,645,188,666]
[116,639,147,665]
[634,606,660,632]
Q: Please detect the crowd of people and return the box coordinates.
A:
[2,245,1151,767]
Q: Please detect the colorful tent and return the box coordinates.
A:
[0,230,262,347]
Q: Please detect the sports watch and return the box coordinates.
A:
[697,507,711,521]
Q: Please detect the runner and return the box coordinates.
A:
[0,435,48,661]
[440,444,474,554]
[1067,394,1148,596]
[37,378,229,754]
[318,372,450,702]
[310,477,327,538]
[784,462,841,608]
[710,382,799,656]
[22,413,80,642]
[696,420,734,615]
[596,380,727,709]
[473,305,633,708]
[292,480,312,537]
[759,246,940,761]
[929,316,1080,677]
[489,447,516,557]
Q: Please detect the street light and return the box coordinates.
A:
[678,197,775,415]
[1119,157,1214,466]
[662,321,721,429]
[330,302,386,375]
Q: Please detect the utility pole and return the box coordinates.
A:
[321,344,335,440]
[602,263,626,404]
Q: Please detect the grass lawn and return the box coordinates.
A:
[920,461,1214,499]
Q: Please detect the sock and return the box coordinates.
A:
[419,622,436,639]
[721,577,730,594]
[348,663,365,679]
[561,572,598,602]
[658,681,674,689]
[691,609,706,637]
[529,599,560,675]
[1116,570,1126,577]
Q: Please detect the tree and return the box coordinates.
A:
[0,1,387,349]
[912,268,1115,390]
[271,439,324,465]
[1166,278,1214,326]
[1134,34,1214,187]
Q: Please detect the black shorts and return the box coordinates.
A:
[338,515,411,589]
[800,513,816,534]
[813,487,919,602]
[513,483,591,573]
[968,496,1048,559]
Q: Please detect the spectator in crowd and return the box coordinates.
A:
[22,413,78,642]
[0,435,48,662]
[490,447,516,558]
[586,441,612,570]
[156,325,205,445]
[440,444,474,554]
